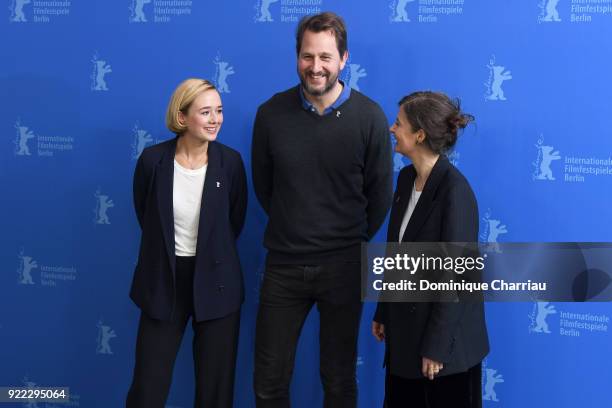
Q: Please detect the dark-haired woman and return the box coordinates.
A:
[372,91,489,407]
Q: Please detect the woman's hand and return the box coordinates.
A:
[422,357,443,380]
[372,321,385,342]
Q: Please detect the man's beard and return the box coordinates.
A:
[300,70,338,97]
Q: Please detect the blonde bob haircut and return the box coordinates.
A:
[166,78,217,135]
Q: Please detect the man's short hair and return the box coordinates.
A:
[296,12,348,57]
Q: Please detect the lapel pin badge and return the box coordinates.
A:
[216,182,221,188]
[336,110,341,118]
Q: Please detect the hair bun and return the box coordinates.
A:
[398,91,474,154]
[448,112,474,134]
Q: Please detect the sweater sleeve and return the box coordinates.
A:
[251,106,272,214]
[364,106,393,239]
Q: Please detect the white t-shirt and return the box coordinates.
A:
[398,182,422,242]
[173,160,207,256]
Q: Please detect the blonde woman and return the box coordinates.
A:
[127,78,247,408]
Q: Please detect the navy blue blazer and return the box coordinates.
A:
[374,156,489,379]
[130,138,247,322]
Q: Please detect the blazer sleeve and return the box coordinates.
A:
[420,180,479,362]
[229,152,248,239]
[133,153,148,230]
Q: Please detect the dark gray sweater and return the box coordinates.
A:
[251,85,393,263]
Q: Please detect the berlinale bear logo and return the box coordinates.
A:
[10,0,30,22]
[485,55,513,101]
[483,368,504,401]
[532,137,561,181]
[130,0,151,22]
[539,0,562,23]
[96,320,117,355]
[131,123,154,160]
[17,249,37,285]
[529,301,557,334]
[389,0,415,22]
[213,54,235,94]
[94,189,114,225]
[91,54,112,92]
[255,0,280,22]
[14,120,36,156]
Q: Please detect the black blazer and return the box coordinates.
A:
[374,156,489,379]
[130,138,247,322]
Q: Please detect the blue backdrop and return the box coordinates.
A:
[2,1,611,407]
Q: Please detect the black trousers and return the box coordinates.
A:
[254,261,363,408]
[126,256,240,408]
[385,364,482,408]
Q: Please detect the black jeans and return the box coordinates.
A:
[254,261,363,408]
[126,256,240,408]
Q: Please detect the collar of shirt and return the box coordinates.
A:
[299,80,351,115]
